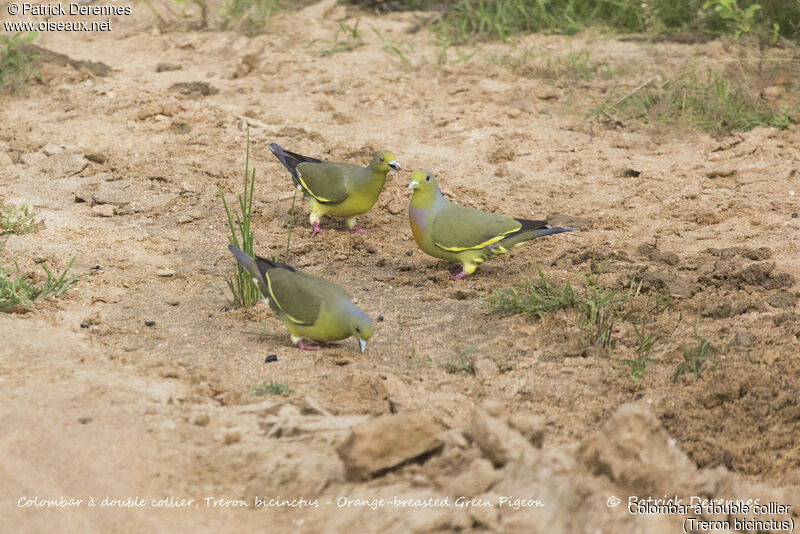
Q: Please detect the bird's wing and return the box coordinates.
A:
[261,267,323,326]
[431,203,524,251]
[293,162,353,204]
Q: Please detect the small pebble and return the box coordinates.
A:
[265,355,278,363]
[405,251,413,256]
[157,269,175,277]
[224,431,241,445]
[144,320,156,327]
[77,417,92,424]
[792,213,798,219]
[80,323,89,329]
[377,315,384,322]
[193,414,210,427]
[91,265,101,270]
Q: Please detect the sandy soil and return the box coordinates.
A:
[2,1,799,532]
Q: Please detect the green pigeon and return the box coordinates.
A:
[228,244,374,352]
[407,170,580,280]
[270,143,399,236]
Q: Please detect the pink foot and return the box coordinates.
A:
[450,268,467,281]
[310,222,325,237]
[351,225,371,234]
[297,340,320,351]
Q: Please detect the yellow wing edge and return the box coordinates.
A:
[434,225,519,252]
[265,271,312,325]
[296,169,332,203]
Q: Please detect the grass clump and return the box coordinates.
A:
[672,336,720,382]
[219,0,281,36]
[592,68,794,134]
[384,0,800,43]
[488,270,670,372]
[1,258,79,313]
[309,20,364,56]
[1,203,42,235]
[486,271,580,320]
[220,132,260,308]
[252,380,293,395]
[0,32,38,93]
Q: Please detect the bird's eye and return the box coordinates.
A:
[356,326,361,333]
[426,175,430,181]
[379,157,385,162]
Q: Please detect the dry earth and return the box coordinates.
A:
[2,1,799,532]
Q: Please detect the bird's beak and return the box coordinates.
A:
[407,180,419,190]
[388,160,400,171]
[357,337,367,353]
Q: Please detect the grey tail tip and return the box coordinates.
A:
[536,226,581,238]
[269,142,283,155]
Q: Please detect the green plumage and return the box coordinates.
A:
[228,245,374,351]
[270,143,399,233]
[407,170,579,279]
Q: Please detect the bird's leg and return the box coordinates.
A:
[310,221,325,237]
[346,217,371,234]
[450,268,467,281]
[296,340,320,351]
[309,211,325,237]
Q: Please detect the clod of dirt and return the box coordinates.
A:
[546,213,591,228]
[155,62,182,72]
[23,44,112,77]
[444,458,501,497]
[637,243,680,266]
[639,271,694,298]
[473,358,499,381]
[488,145,516,164]
[91,204,116,217]
[168,81,219,97]
[465,403,534,468]
[618,167,641,178]
[706,168,737,178]
[579,403,695,492]
[728,331,755,347]
[223,431,240,445]
[698,260,794,291]
[707,246,771,261]
[508,413,546,448]
[337,414,444,480]
[767,289,797,309]
[699,292,763,318]
[193,414,210,427]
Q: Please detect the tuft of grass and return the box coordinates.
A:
[219,0,281,36]
[371,27,413,65]
[311,20,364,56]
[1,258,79,313]
[407,345,478,374]
[252,380,293,395]
[426,0,800,43]
[220,131,260,308]
[486,271,580,320]
[616,297,660,380]
[488,270,668,360]
[672,336,720,382]
[1,203,42,235]
[591,68,794,134]
[431,345,478,374]
[0,32,39,93]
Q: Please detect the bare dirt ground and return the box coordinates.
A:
[2,1,799,532]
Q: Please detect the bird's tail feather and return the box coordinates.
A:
[270,143,322,187]
[228,244,264,282]
[532,226,580,238]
